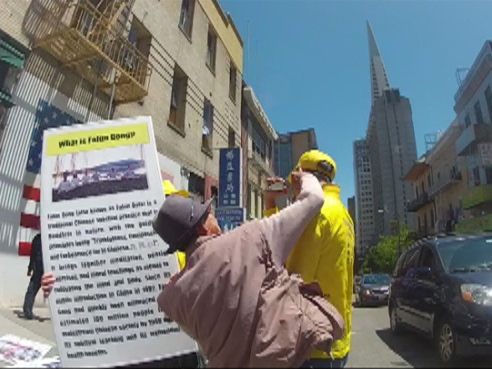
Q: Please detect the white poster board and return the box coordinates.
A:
[40,116,197,367]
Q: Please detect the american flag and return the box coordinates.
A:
[18,100,78,256]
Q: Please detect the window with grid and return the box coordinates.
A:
[179,0,195,38]
[474,100,484,125]
[251,118,267,160]
[229,63,237,102]
[202,98,214,153]
[168,64,188,134]
[206,26,217,73]
[485,86,492,123]
[473,166,481,186]
[228,127,236,148]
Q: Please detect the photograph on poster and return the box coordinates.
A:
[51,145,148,202]
[0,335,51,365]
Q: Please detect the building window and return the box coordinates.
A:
[168,64,188,134]
[485,168,492,185]
[465,114,471,128]
[473,166,481,186]
[228,127,235,148]
[202,98,214,154]
[474,101,484,125]
[485,86,492,123]
[188,171,204,201]
[229,63,237,103]
[252,118,267,160]
[206,26,217,73]
[128,16,152,59]
[179,0,195,39]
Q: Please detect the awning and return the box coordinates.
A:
[0,38,25,69]
[0,89,14,108]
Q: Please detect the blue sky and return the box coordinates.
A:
[220,0,492,205]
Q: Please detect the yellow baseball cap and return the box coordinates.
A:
[162,180,190,198]
[288,150,337,183]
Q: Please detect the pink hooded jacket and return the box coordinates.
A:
[157,173,344,367]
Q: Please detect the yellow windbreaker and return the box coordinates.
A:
[177,252,186,271]
[264,184,355,359]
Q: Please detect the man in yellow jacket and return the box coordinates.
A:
[264,150,355,368]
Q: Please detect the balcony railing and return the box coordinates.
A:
[32,0,152,104]
[456,123,492,156]
[428,167,462,198]
[455,213,492,233]
[462,184,492,209]
[407,192,432,212]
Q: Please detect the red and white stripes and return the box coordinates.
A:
[18,172,40,256]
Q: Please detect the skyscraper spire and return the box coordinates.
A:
[367,21,390,104]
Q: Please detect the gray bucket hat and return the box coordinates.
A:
[153,195,214,254]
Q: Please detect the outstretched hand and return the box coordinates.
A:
[41,273,56,298]
[263,177,287,209]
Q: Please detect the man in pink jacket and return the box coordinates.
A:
[153,170,344,367]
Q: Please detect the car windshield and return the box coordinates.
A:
[363,274,391,285]
[438,237,492,273]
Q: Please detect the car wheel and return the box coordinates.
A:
[389,305,402,335]
[436,317,457,365]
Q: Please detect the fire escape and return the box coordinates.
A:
[32,0,152,104]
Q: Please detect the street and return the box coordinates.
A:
[1,302,492,367]
[348,305,491,368]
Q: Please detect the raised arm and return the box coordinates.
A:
[259,172,324,267]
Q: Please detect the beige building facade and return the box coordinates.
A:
[241,85,277,219]
[116,0,244,201]
[0,0,244,306]
[405,119,467,237]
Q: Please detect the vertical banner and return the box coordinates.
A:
[218,148,242,208]
[40,116,197,367]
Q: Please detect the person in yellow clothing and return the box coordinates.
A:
[264,150,355,369]
[162,180,189,271]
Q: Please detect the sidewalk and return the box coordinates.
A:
[0,306,58,367]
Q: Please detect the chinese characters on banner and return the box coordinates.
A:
[479,142,492,166]
[218,148,241,208]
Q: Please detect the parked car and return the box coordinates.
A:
[388,233,492,364]
[355,273,391,307]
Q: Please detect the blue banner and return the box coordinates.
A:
[218,148,241,208]
[215,208,244,232]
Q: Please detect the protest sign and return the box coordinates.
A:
[40,116,197,367]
